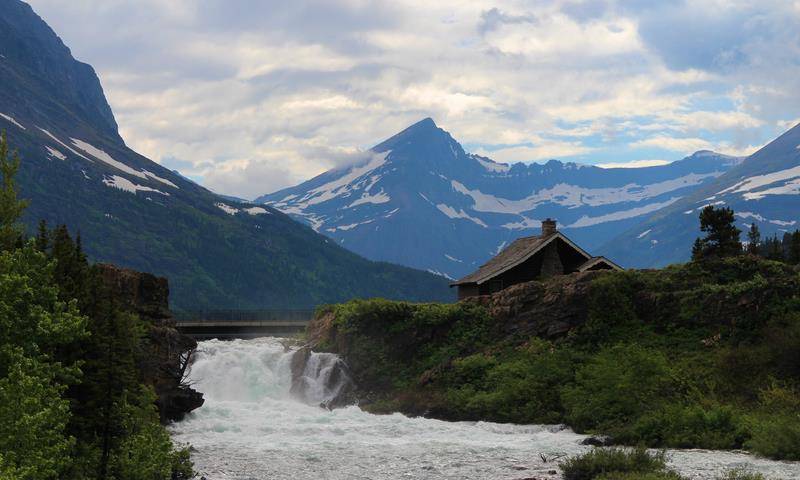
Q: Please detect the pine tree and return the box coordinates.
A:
[0,131,29,251]
[765,234,784,261]
[693,206,742,260]
[788,230,800,265]
[746,223,761,256]
[691,238,705,261]
[35,219,50,252]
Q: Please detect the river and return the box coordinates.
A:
[169,338,800,480]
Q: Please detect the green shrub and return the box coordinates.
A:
[562,344,675,433]
[627,404,747,450]
[596,472,685,480]
[746,413,800,460]
[443,339,577,423]
[717,468,766,480]
[559,447,671,480]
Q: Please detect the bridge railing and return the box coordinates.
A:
[173,308,317,323]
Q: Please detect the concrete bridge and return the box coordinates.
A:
[174,309,316,339]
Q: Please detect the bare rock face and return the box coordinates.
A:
[95,264,204,422]
[463,271,603,339]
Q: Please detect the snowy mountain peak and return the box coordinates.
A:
[258,119,740,279]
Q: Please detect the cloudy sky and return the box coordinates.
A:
[27,0,800,199]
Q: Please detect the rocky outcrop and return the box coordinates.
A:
[95,264,204,422]
[461,271,604,339]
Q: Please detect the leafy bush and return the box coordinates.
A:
[443,339,577,423]
[717,468,766,480]
[595,472,685,480]
[746,413,800,460]
[628,404,747,450]
[559,447,671,480]
[562,344,675,433]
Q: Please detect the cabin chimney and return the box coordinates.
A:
[542,218,557,236]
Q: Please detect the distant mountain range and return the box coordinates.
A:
[603,122,800,267]
[258,118,744,277]
[0,0,452,309]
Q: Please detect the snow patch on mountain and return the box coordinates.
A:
[436,203,488,227]
[215,203,239,215]
[290,150,391,208]
[450,172,719,214]
[243,206,270,215]
[45,146,66,160]
[736,211,797,227]
[348,190,390,208]
[0,112,25,130]
[472,155,510,173]
[38,128,92,161]
[70,138,179,189]
[718,165,800,200]
[568,197,681,228]
[502,216,541,230]
[103,175,169,196]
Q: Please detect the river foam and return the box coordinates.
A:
[169,338,800,480]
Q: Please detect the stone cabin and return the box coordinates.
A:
[451,219,622,300]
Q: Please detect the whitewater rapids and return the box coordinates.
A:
[169,338,800,480]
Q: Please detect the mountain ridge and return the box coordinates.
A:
[0,0,453,308]
[598,121,800,267]
[258,117,741,278]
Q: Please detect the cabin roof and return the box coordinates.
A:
[577,256,623,272]
[451,231,593,286]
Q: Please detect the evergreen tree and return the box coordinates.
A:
[35,219,50,253]
[746,223,761,255]
[764,234,784,261]
[789,230,800,265]
[692,206,742,260]
[0,131,28,251]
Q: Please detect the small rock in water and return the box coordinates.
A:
[511,464,528,470]
[581,435,614,446]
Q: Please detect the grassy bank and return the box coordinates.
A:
[314,256,800,460]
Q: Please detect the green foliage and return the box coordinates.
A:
[559,447,671,480]
[746,396,800,461]
[716,469,766,480]
[563,344,675,433]
[327,299,495,392]
[0,349,74,480]
[108,388,193,480]
[746,223,760,256]
[628,404,747,449]
[325,256,800,461]
[0,183,194,480]
[0,131,27,251]
[595,473,685,480]
[692,206,742,260]
[443,339,577,423]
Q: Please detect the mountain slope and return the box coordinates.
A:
[599,122,800,267]
[0,0,452,308]
[258,118,740,278]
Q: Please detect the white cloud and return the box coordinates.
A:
[24,0,800,197]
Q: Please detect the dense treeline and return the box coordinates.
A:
[317,206,800,461]
[0,132,192,479]
[691,204,800,265]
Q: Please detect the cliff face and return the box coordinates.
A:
[459,271,603,339]
[95,264,204,422]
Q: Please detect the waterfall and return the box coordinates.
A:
[289,350,355,408]
[170,338,800,480]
